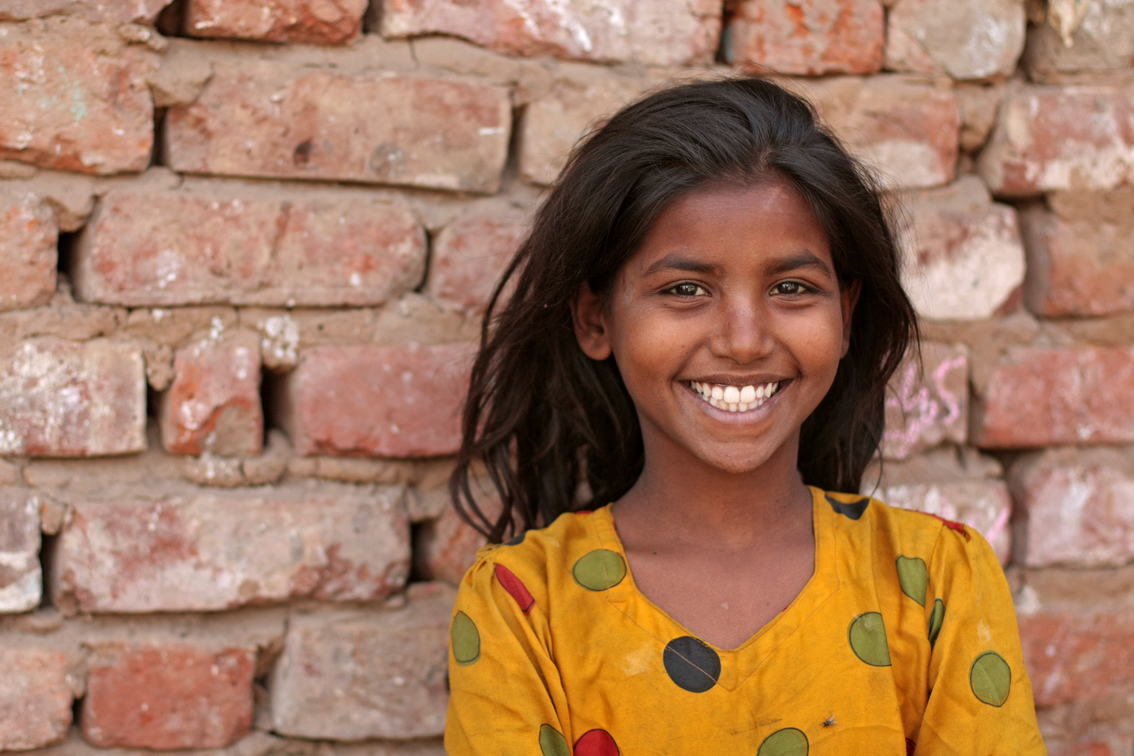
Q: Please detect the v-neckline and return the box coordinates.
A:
[589,487,842,688]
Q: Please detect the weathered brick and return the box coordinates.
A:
[0,647,72,749]
[0,338,146,457]
[1009,448,1134,568]
[74,179,426,307]
[0,0,172,22]
[900,175,1026,319]
[425,215,525,314]
[165,65,511,193]
[520,71,650,186]
[283,343,476,458]
[956,81,1005,152]
[53,483,410,612]
[160,330,263,457]
[978,85,1134,197]
[1019,190,1134,317]
[795,76,960,189]
[82,642,254,749]
[973,347,1134,448]
[0,489,40,612]
[184,0,366,44]
[0,19,153,174]
[1016,567,1134,708]
[413,475,500,583]
[0,192,56,312]
[270,584,452,739]
[882,342,968,459]
[884,0,1025,79]
[725,0,884,75]
[379,0,721,66]
[1024,0,1134,83]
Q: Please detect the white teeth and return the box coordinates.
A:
[689,380,782,414]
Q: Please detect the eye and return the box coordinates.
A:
[666,282,709,298]
[772,281,814,297]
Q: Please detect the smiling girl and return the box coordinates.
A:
[445,78,1046,755]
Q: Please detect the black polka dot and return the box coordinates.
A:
[505,532,525,546]
[825,493,869,521]
[663,636,721,693]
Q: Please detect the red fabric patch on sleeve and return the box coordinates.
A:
[931,513,967,535]
[494,563,535,614]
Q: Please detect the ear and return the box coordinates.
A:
[571,282,613,361]
[839,280,862,357]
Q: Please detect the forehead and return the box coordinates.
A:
[629,178,832,272]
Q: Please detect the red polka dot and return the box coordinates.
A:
[494,563,535,614]
[574,729,619,756]
[906,738,916,755]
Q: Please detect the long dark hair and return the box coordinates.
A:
[451,76,918,542]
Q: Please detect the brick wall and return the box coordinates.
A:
[0,1,1131,753]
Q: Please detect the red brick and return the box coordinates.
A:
[270,584,453,739]
[882,342,969,460]
[284,343,476,458]
[379,0,721,66]
[425,215,525,314]
[0,489,41,612]
[185,0,366,44]
[1009,449,1134,568]
[973,347,1134,448]
[165,66,511,193]
[978,86,1134,197]
[0,338,146,457]
[0,19,153,174]
[726,0,884,76]
[82,643,254,749]
[884,0,1025,79]
[900,176,1025,320]
[160,331,262,457]
[1024,0,1134,83]
[519,71,651,186]
[0,192,56,312]
[413,479,501,584]
[1016,569,1134,708]
[74,179,426,307]
[0,648,72,750]
[796,76,959,189]
[0,0,171,22]
[53,483,410,612]
[1019,191,1134,317]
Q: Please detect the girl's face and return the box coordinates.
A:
[573,178,859,477]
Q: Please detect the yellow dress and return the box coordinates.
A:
[445,487,1047,755]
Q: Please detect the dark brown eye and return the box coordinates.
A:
[668,282,707,297]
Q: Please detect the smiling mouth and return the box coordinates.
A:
[688,380,783,413]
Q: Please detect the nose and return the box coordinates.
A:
[708,294,773,365]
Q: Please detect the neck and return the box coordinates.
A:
[614,432,812,551]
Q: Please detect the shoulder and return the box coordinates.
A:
[819,487,999,578]
[454,507,608,616]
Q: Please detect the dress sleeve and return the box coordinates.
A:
[915,522,1047,755]
[445,553,572,756]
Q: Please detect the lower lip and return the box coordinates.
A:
[683,381,788,422]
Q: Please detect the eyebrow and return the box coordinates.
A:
[763,251,835,279]
[642,253,722,277]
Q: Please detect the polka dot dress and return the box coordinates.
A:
[445,487,1047,755]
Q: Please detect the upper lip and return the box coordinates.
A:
[686,374,791,386]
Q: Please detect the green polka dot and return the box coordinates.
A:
[539,724,570,756]
[848,612,891,667]
[572,549,626,591]
[970,651,1011,707]
[928,598,945,649]
[896,555,929,607]
[757,727,809,756]
[450,611,480,666]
